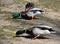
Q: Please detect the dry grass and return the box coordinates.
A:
[0,0,60,44]
[38,0,60,10]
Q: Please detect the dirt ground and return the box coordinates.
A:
[0,0,60,44]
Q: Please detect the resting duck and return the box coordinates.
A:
[13,25,56,39]
[12,8,44,20]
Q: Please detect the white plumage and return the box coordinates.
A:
[27,8,44,17]
[33,28,50,36]
[32,25,56,36]
[30,8,42,11]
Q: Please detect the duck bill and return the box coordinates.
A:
[12,34,17,37]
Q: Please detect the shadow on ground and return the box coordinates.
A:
[14,35,50,39]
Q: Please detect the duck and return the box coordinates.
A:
[13,25,56,39]
[12,8,44,20]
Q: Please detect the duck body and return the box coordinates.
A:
[27,8,44,17]
[32,28,51,36]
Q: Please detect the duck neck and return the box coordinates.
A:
[26,29,34,35]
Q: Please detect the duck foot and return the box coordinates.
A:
[32,35,40,39]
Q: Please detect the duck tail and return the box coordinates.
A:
[49,28,56,34]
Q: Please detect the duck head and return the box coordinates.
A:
[13,29,25,37]
[12,13,20,18]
